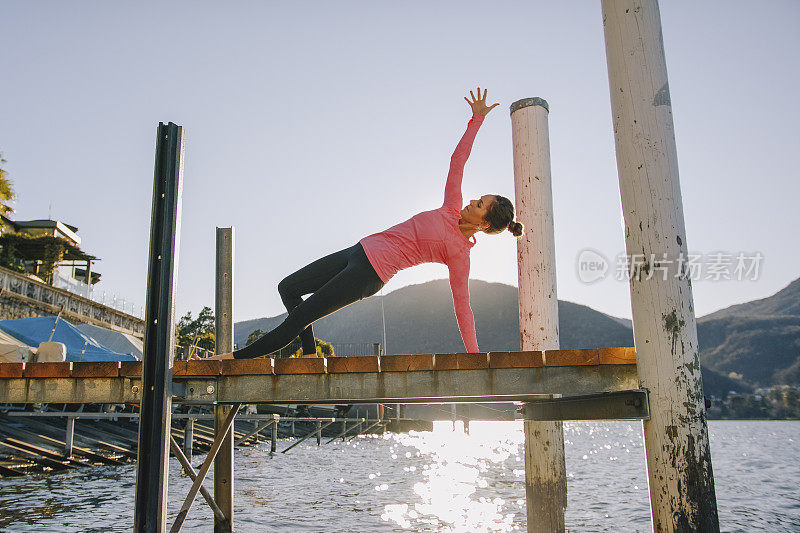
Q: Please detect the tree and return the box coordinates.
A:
[0,153,16,216]
[246,329,264,346]
[244,329,335,357]
[176,306,215,351]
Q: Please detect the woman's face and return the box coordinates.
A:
[461,194,496,229]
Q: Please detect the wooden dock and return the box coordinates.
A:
[0,348,637,405]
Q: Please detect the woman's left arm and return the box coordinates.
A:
[442,88,499,210]
[448,258,479,353]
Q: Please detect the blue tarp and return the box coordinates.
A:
[0,316,137,362]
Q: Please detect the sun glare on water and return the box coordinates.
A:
[379,420,526,532]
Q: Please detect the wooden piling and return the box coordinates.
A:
[601,1,719,530]
[510,97,567,532]
[214,227,235,533]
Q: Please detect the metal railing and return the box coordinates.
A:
[0,266,145,335]
[330,342,382,356]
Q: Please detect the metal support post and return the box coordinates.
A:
[134,122,184,533]
[326,420,360,444]
[64,417,75,458]
[316,421,322,445]
[234,419,275,447]
[271,419,278,453]
[171,403,241,533]
[283,420,336,454]
[347,420,382,442]
[214,227,235,533]
[601,1,719,529]
[183,419,194,464]
[511,98,566,532]
[169,437,225,522]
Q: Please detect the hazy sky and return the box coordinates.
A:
[2,1,798,324]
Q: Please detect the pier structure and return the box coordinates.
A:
[0,1,718,530]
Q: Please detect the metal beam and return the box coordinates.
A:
[0,365,638,404]
[325,419,365,444]
[347,420,383,442]
[281,420,336,454]
[233,418,277,447]
[135,122,184,533]
[171,403,241,533]
[519,390,650,421]
[168,436,225,522]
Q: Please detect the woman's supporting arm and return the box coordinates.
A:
[448,258,479,353]
[442,113,485,210]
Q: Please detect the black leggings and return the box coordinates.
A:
[233,243,384,359]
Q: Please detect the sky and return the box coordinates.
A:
[1,1,798,324]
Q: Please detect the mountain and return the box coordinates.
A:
[700,278,800,319]
[234,277,800,397]
[695,278,800,388]
[235,279,635,353]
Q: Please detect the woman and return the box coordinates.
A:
[219,88,523,360]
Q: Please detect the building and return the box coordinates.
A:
[0,217,100,289]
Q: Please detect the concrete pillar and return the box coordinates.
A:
[510,97,567,533]
[601,1,719,530]
[214,227,235,533]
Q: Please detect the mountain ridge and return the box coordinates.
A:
[234,277,800,396]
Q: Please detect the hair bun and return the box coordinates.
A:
[507,220,524,237]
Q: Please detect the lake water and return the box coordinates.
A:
[0,420,797,532]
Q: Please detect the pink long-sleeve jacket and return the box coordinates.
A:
[359,113,485,352]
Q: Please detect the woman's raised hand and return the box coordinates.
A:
[464,87,499,116]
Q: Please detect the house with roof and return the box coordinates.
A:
[0,216,100,289]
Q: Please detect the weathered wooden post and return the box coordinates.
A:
[316,421,322,445]
[601,1,719,530]
[214,227,235,533]
[271,420,278,453]
[135,122,184,533]
[510,97,566,532]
